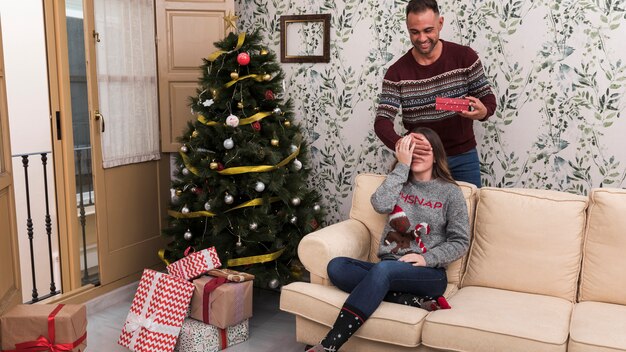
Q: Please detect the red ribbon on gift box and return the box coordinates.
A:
[220,328,228,349]
[3,304,87,352]
[202,277,228,324]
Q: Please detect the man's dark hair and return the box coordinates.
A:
[405,0,440,16]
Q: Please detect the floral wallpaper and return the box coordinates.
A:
[235,0,626,223]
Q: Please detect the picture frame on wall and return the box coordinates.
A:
[280,14,331,63]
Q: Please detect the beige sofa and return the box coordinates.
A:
[280,173,626,351]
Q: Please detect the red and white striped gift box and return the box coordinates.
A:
[118,269,195,352]
[167,247,222,281]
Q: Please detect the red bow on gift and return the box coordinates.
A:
[13,335,75,352]
[3,304,86,352]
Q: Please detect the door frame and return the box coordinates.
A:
[43,0,83,293]
[0,17,23,313]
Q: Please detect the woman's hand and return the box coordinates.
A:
[398,252,426,266]
[395,135,415,166]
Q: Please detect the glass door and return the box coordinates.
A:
[65,0,99,286]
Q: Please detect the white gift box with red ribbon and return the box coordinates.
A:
[167,247,222,281]
[118,269,195,352]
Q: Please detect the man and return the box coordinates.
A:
[375,0,497,188]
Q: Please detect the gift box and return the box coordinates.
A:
[0,304,86,352]
[167,247,222,280]
[174,318,249,352]
[189,275,253,329]
[206,268,254,283]
[435,97,470,112]
[118,269,195,352]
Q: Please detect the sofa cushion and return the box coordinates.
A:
[569,301,626,352]
[579,188,626,305]
[422,286,573,352]
[280,282,428,347]
[350,174,477,286]
[462,187,588,301]
[446,181,478,285]
[350,173,387,262]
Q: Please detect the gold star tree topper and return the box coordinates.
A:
[224,11,239,32]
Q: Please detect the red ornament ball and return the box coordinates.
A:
[252,121,262,131]
[217,163,225,171]
[237,52,251,66]
[265,90,275,101]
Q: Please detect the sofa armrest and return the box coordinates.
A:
[298,219,371,285]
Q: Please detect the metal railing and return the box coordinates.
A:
[12,147,97,303]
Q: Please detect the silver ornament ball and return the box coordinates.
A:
[183,229,193,240]
[291,197,301,206]
[290,216,298,224]
[313,204,321,212]
[272,107,282,116]
[249,222,258,230]
[182,168,190,176]
[293,159,303,171]
[180,145,188,153]
[223,138,234,150]
[289,144,298,153]
[181,205,190,214]
[254,181,265,192]
[236,240,242,247]
[204,202,211,211]
[224,194,234,204]
[268,278,280,289]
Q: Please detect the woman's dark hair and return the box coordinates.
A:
[406,0,440,17]
[411,127,456,184]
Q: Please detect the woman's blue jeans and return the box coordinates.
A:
[448,148,481,188]
[327,257,447,318]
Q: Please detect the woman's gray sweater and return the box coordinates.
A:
[371,163,470,267]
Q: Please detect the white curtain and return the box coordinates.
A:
[94,0,160,168]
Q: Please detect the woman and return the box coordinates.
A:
[307,127,470,352]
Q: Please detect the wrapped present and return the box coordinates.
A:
[174,318,249,352]
[206,268,254,283]
[167,247,221,280]
[435,97,470,112]
[0,304,86,352]
[118,269,195,352]
[189,275,253,329]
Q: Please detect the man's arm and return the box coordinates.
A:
[374,116,401,150]
[375,68,403,150]
[464,51,497,121]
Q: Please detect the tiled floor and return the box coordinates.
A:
[86,282,306,351]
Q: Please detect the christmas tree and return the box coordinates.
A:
[163,30,324,288]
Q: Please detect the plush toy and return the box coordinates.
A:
[389,205,410,233]
[384,231,414,254]
[414,222,430,253]
[385,205,430,254]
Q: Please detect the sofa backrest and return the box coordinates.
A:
[447,181,478,285]
[461,187,588,301]
[350,173,387,260]
[350,173,477,286]
[579,188,626,305]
